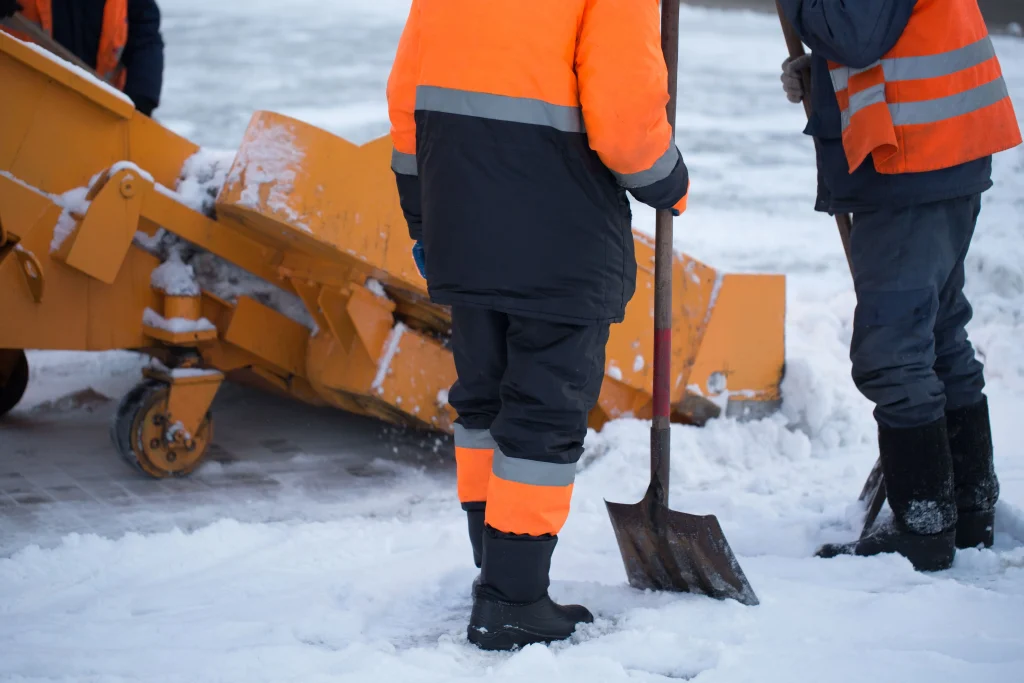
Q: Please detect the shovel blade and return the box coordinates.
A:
[605,497,759,606]
[857,457,887,539]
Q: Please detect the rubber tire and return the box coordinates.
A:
[110,379,212,478]
[0,350,29,418]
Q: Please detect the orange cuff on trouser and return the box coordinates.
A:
[484,449,576,537]
[454,424,495,504]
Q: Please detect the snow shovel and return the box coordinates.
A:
[774,2,886,539]
[604,0,759,608]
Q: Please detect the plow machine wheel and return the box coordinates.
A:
[110,380,214,478]
[0,350,29,418]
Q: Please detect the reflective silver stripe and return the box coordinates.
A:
[391,148,417,176]
[492,448,576,487]
[842,77,1009,130]
[453,423,496,450]
[415,85,585,134]
[830,66,850,93]
[831,61,882,92]
[842,82,887,130]
[613,145,680,189]
[889,76,1009,126]
[832,37,998,94]
[883,37,996,83]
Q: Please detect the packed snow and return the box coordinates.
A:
[142,307,216,334]
[373,322,409,392]
[9,33,134,106]
[49,183,93,253]
[1,3,1023,682]
[172,148,237,216]
[149,245,201,296]
[227,117,308,230]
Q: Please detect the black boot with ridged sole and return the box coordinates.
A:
[817,417,958,572]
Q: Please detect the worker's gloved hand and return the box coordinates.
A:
[780,54,812,104]
[0,0,23,19]
[412,241,426,279]
[132,95,157,118]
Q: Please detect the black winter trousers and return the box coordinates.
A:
[850,194,986,429]
[448,305,608,539]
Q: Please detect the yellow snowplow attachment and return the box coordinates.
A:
[0,29,785,477]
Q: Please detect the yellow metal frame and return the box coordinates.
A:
[0,28,786,469]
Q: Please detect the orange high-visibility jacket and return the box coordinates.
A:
[9,0,128,89]
[386,0,690,328]
[828,0,1021,175]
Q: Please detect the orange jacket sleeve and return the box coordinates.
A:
[576,0,689,214]
[386,0,423,238]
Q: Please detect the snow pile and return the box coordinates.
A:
[373,322,408,392]
[227,119,308,230]
[150,246,201,296]
[133,229,316,330]
[173,148,237,216]
[108,160,155,183]
[17,350,149,411]
[189,251,316,329]
[11,34,133,106]
[49,183,94,253]
[366,278,388,298]
[1,5,1022,682]
[143,307,216,334]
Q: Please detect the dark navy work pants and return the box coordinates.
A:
[849,194,986,429]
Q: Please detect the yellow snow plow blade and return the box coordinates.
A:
[0,29,785,478]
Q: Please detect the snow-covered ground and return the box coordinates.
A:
[2,3,1024,681]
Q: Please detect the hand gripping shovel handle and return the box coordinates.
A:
[775,3,885,536]
[774,2,854,275]
[650,0,681,509]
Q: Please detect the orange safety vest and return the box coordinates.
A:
[828,0,1021,175]
[7,0,128,90]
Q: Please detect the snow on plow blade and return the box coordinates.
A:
[0,30,786,477]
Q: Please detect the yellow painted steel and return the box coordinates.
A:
[0,28,786,477]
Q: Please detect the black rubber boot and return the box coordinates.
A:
[468,527,593,651]
[465,503,486,569]
[947,397,999,549]
[817,417,958,572]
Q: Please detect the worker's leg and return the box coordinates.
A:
[447,306,509,568]
[820,199,969,571]
[931,194,999,548]
[469,314,608,650]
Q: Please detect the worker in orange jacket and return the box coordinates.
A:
[1,0,164,117]
[778,0,1021,571]
[387,0,689,650]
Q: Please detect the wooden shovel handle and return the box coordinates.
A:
[2,12,98,75]
[774,2,854,275]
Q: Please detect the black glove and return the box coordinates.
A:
[131,95,157,118]
[1,0,23,19]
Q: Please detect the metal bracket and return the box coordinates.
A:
[13,246,44,303]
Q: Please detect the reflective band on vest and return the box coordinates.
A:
[827,0,1020,175]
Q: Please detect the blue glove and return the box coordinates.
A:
[412,241,427,279]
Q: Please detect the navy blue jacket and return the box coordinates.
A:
[779,0,992,214]
[51,0,164,116]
